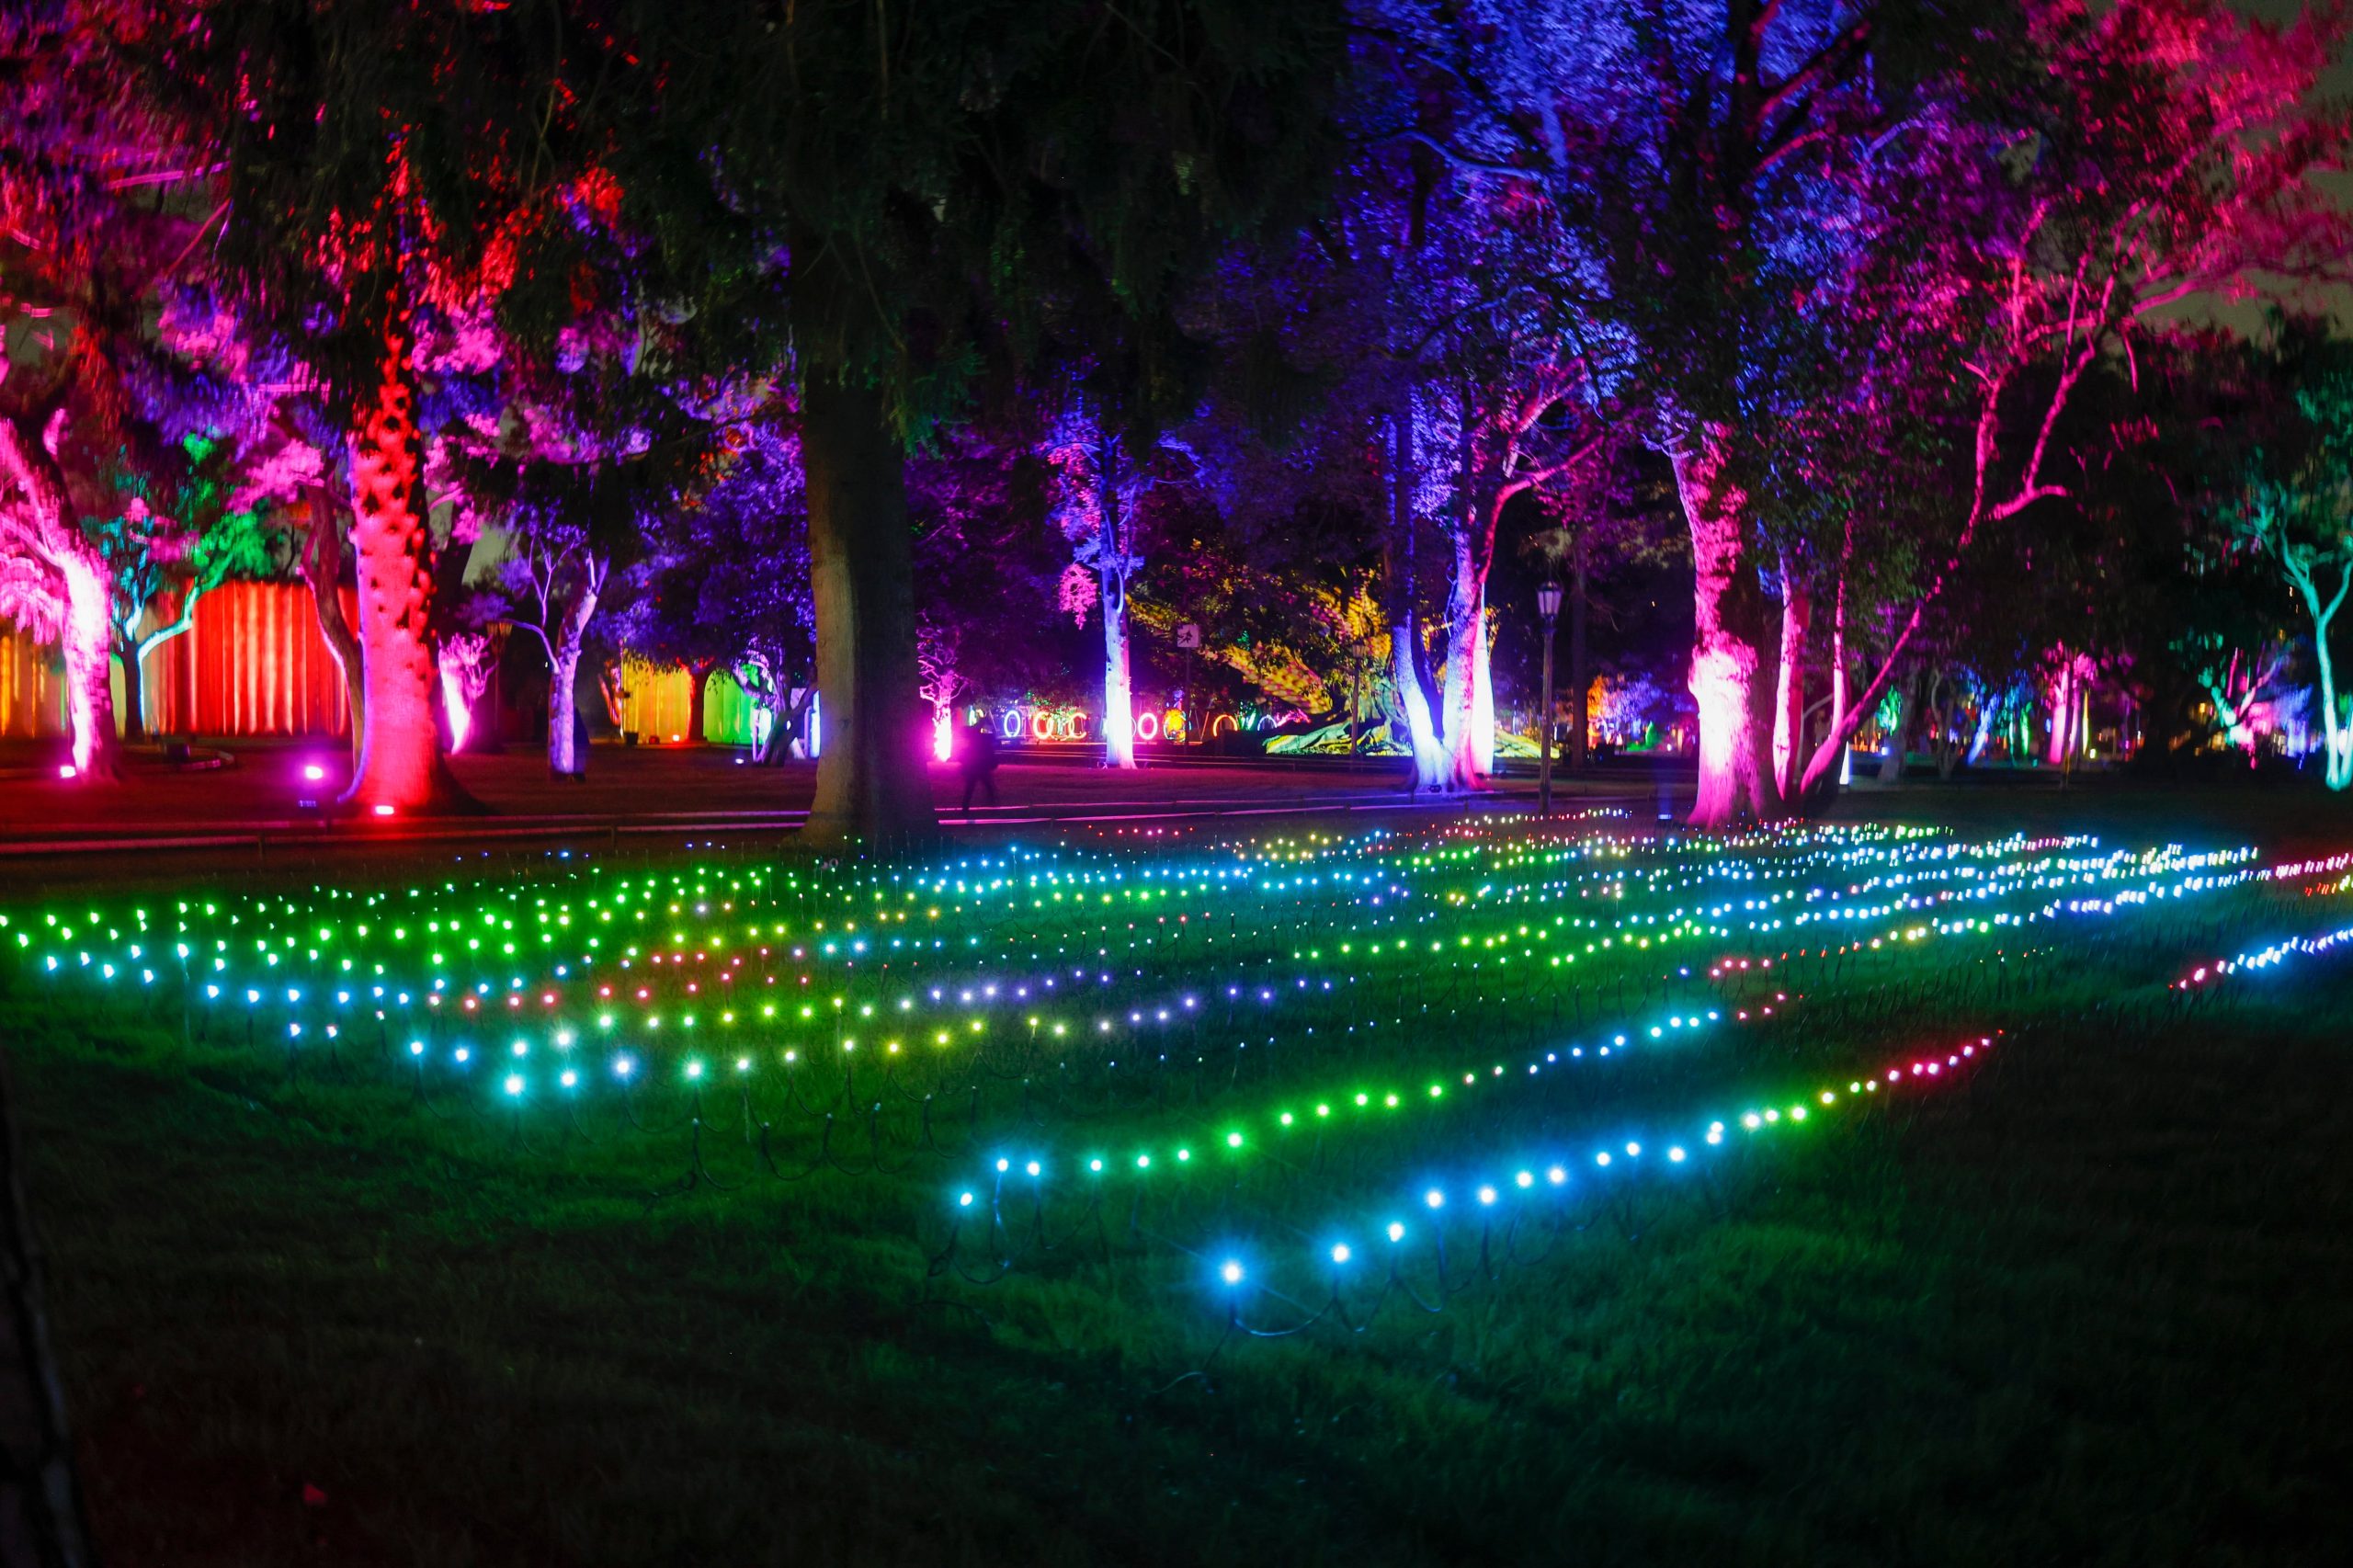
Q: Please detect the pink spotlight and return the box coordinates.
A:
[57,764,76,779]
[303,764,327,783]
[371,803,395,817]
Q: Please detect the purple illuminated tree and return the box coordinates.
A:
[1223,127,1611,790]
[1044,402,1206,768]
[907,422,1066,764]
[615,416,815,759]
[1385,0,2350,824]
[460,326,723,778]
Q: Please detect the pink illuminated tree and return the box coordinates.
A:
[0,412,117,778]
[156,1,620,812]
[0,3,226,778]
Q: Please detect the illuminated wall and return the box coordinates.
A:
[0,630,65,739]
[614,654,760,745]
[143,582,358,736]
[7,596,797,749]
[6,582,357,739]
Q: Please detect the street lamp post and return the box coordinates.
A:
[1536,579,1563,819]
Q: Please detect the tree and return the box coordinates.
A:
[618,417,816,759]
[578,0,1348,843]
[1202,125,1595,790]
[460,332,718,778]
[0,413,115,778]
[1772,2,2350,810]
[158,1,606,812]
[1383,0,2350,824]
[1045,402,1204,767]
[907,418,1067,765]
[2216,324,2353,790]
[483,521,608,776]
[1519,441,1684,773]
[1,1,226,778]
[83,436,287,739]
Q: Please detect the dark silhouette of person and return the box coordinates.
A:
[959,719,1000,815]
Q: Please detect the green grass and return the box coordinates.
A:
[8,815,2353,1565]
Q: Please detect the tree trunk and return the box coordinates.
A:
[1673,427,1769,827]
[1390,613,1449,790]
[1924,674,1956,780]
[301,485,366,764]
[685,659,714,746]
[56,551,119,780]
[2293,561,2353,790]
[547,653,578,774]
[1768,552,1811,812]
[342,312,461,813]
[2043,658,2075,768]
[0,415,119,780]
[777,685,814,767]
[1096,432,1141,770]
[1799,535,1856,799]
[1437,528,1491,790]
[1470,598,1495,778]
[1387,399,1449,790]
[547,578,598,778]
[800,369,938,847]
[1100,565,1137,768]
[1566,530,1588,772]
[1967,687,1999,767]
[119,631,147,743]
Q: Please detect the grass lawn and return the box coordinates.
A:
[7,806,2352,1566]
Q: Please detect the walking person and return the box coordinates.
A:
[959,719,1000,816]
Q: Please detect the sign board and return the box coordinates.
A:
[1175,622,1202,650]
